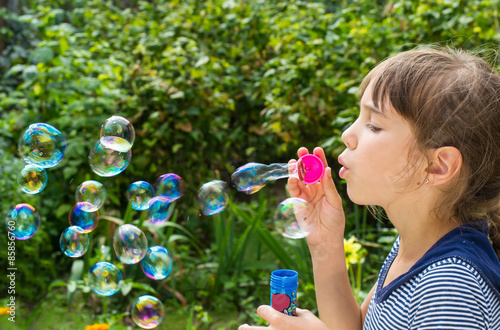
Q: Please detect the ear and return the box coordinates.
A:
[426,147,462,186]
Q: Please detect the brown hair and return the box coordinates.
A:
[360,46,500,260]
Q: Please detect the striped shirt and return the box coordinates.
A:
[364,236,500,329]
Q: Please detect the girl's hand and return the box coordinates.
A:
[238,305,329,330]
[288,147,345,251]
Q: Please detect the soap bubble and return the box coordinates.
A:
[141,246,173,280]
[131,295,166,329]
[89,261,123,296]
[6,204,40,240]
[89,141,131,177]
[113,224,148,264]
[69,202,99,233]
[154,173,185,202]
[75,180,106,212]
[59,226,90,258]
[17,164,47,194]
[231,163,272,194]
[18,123,67,168]
[198,180,228,215]
[127,181,154,211]
[100,115,135,152]
[273,198,314,239]
[146,196,173,224]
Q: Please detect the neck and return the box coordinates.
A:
[384,194,459,263]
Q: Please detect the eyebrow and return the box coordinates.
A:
[362,103,387,118]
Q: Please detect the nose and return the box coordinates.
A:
[341,122,357,150]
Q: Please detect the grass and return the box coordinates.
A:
[0,291,243,330]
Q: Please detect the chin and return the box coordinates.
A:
[345,188,369,205]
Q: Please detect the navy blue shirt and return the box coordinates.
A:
[364,222,500,329]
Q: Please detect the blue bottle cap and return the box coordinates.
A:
[270,269,298,290]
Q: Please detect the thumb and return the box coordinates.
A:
[256,305,285,324]
[321,167,342,205]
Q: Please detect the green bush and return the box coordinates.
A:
[1,0,500,327]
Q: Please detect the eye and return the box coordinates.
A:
[367,124,382,132]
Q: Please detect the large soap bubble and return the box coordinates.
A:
[17,164,47,194]
[131,295,166,329]
[273,198,314,239]
[89,261,123,296]
[154,173,185,202]
[99,115,135,152]
[89,141,131,177]
[75,180,106,212]
[59,226,90,258]
[69,202,99,233]
[127,181,154,211]
[198,180,228,215]
[6,203,40,240]
[146,196,173,225]
[18,123,67,168]
[113,224,148,264]
[141,246,173,280]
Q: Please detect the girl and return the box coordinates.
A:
[239,46,500,329]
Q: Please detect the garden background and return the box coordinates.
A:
[1,0,499,329]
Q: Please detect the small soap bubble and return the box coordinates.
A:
[89,261,123,296]
[113,224,148,264]
[198,180,228,215]
[6,204,40,240]
[17,164,48,194]
[273,197,314,239]
[146,196,173,224]
[89,141,131,177]
[100,115,135,152]
[59,226,90,258]
[69,202,99,233]
[141,246,174,280]
[18,123,67,168]
[154,173,185,202]
[75,180,106,212]
[131,295,166,329]
[127,181,154,211]
[231,163,288,194]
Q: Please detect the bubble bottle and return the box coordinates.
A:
[270,269,298,316]
[231,154,324,194]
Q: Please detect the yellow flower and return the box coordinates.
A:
[344,236,367,268]
[0,307,12,315]
[85,324,110,330]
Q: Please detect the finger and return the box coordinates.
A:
[312,147,329,168]
[238,324,267,329]
[287,160,306,197]
[295,307,314,318]
[287,159,297,175]
[297,147,309,158]
[295,307,308,316]
[257,305,284,324]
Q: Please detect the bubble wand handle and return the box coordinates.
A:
[231,154,325,194]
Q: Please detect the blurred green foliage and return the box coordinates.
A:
[1,0,500,327]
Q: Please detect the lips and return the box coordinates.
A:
[338,155,349,179]
[338,155,349,169]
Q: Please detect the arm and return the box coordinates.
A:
[288,147,363,329]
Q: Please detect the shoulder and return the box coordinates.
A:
[408,257,500,329]
[413,257,492,300]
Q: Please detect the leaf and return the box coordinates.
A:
[48,280,67,291]
[29,47,54,64]
[131,282,158,295]
[170,91,185,99]
[120,280,133,296]
[4,64,26,78]
[69,259,84,281]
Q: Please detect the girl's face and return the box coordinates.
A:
[338,81,424,207]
